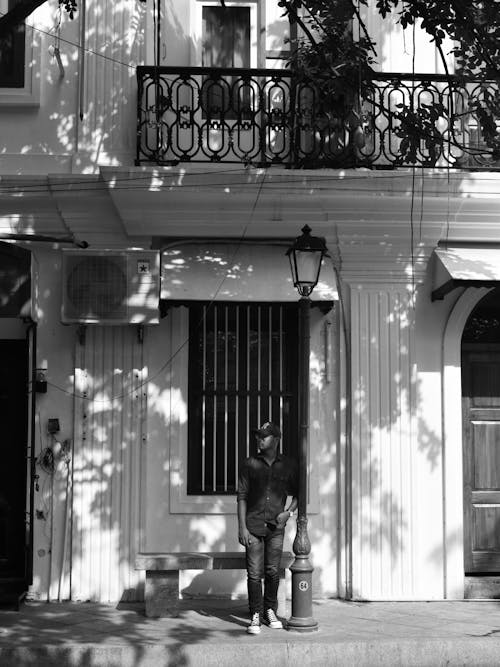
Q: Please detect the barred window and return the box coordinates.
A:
[187,303,299,495]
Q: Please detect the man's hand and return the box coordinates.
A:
[275,510,290,529]
[238,525,253,547]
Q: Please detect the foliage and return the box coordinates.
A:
[278,0,500,165]
[60,0,77,20]
[283,0,376,106]
[393,102,448,166]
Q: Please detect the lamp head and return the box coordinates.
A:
[286,225,328,298]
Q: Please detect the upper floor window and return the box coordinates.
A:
[0,0,25,88]
[192,1,259,67]
[187,302,299,495]
[196,1,258,119]
[202,5,250,69]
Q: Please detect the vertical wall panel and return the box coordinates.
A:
[350,287,416,599]
[71,326,145,602]
[79,0,143,164]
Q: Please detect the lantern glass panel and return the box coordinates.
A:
[294,250,322,288]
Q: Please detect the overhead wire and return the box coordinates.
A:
[0,168,479,196]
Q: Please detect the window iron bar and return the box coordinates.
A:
[188,303,299,495]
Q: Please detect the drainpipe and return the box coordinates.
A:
[78,0,86,122]
[26,321,37,588]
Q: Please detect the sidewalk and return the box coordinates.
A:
[2,598,500,666]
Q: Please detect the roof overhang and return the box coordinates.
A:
[432,246,500,301]
[160,241,338,308]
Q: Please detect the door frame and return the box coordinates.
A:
[442,286,492,598]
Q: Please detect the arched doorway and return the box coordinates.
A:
[462,288,500,582]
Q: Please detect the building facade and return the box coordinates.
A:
[1,0,500,605]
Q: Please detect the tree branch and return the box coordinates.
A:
[346,0,378,57]
[278,0,321,50]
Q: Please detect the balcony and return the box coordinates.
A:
[136,66,500,170]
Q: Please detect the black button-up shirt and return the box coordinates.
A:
[237,452,298,537]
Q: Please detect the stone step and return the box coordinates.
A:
[464,575,500,599]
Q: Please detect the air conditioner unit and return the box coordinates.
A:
[61,250,160,325]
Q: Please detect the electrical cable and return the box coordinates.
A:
[0,167,425,190]
[37,447,55,474]
[0,169,488,196]
[0,166,261,192]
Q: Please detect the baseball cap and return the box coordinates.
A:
[253,421,281,438]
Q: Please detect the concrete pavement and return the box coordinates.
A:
[1,598,500,666]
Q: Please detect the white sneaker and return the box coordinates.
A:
[264,608,283,629]
[246,612,261,634]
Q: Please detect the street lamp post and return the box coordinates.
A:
[286,225,328,633]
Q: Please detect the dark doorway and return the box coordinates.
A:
[0,339,29,595]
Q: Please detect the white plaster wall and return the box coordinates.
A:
[265,0,290,54]
[26,246,77,600]
[413,282,446,599]
[345,274,454,600]
[160,0,192,66]
[27,245,151,602]
[344,246,489,601]
[349,284,421,599]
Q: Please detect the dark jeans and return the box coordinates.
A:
[246,524,284,615]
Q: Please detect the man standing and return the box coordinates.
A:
[237,421,298,635]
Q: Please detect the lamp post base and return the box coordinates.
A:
[287,617,319,633]
[287,555,318,633]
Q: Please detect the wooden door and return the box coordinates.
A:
[462,346,500,573]
[0,339,29,580]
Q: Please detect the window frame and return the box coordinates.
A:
[0,0,40,107]
[190,0,262,68]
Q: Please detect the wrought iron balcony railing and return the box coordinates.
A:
[136,66,500,170]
